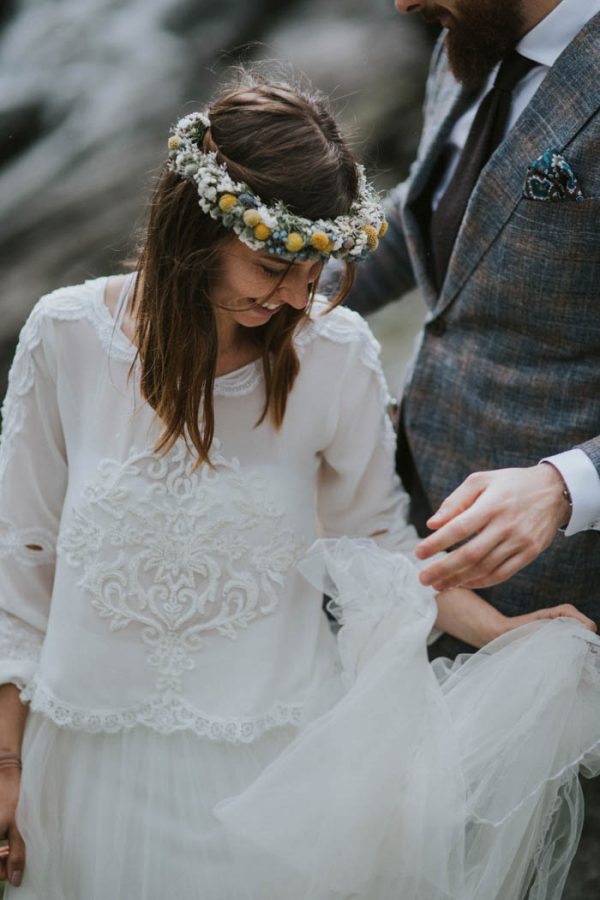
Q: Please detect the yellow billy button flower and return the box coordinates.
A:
[243,209,262,227]
[379,221,389,238]
[218,194,238,212]
[363,225,379,251]
[254,224,272,242]
[310,231,331,253]
[285,232,304,253]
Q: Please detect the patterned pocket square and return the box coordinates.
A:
[524,148,585,202]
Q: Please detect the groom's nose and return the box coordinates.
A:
[394,0,423,12]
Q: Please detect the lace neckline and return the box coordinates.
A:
[90,277,263,397]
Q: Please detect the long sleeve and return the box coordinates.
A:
[314,313,442,642]
[0,304,67,688]
[315,318,421,559]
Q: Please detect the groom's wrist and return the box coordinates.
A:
[539,462,572,530]
[541,449,600,535]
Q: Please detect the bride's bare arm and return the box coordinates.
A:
[0,684,29,887]
[435,587,597,650]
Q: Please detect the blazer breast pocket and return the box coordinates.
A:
[493,197,600,346]
[509,196,600,264]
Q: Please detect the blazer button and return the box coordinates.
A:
[427,318,447,337]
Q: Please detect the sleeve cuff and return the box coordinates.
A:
[541,449,600,536]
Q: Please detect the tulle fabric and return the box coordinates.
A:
[10,716,298,900]
[215,540,600,900]
[7,539,600,900]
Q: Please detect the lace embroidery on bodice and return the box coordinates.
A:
[58,438,307,692]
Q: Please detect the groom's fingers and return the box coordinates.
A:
[416,497,492,573]
[416,465,570,589]
[417,489,546,589]
[429,538,519,592]
[419,526,506,590]
[460,550,531,590]
[424,473,487,532]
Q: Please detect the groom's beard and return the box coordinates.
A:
[422,0,527,89]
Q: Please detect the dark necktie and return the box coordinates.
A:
[430,51,538,290]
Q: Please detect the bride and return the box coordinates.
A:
[0,71,598,899]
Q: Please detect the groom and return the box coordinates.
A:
[343,0,600,654]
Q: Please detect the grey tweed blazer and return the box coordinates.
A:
[347,13,600,620]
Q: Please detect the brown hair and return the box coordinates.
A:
[132,71,358,467]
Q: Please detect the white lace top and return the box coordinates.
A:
[0,277,432,743]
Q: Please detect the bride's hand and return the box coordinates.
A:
[503,603,597,635]
[434,588,597,650]
[0,768,25,887]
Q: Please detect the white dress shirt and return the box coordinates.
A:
[435,0,600,536]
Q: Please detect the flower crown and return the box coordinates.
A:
[166,111,388,262]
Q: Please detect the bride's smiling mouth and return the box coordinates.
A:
[248,297,282,315]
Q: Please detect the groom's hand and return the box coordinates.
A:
[415,464,572,590]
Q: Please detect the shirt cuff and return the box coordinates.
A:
[541,449,600,536]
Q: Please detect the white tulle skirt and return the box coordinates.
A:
[8,540,600,900]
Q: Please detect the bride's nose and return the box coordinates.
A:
[275,270,314,310]
[276,281,311,310]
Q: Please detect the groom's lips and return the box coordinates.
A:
[421,6,455,29]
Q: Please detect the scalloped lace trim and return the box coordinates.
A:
[23,680,305,744]
[214,362,262,398]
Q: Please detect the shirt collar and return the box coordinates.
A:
[518,0,600,68]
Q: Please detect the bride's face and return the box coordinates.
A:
[210,238,322,330]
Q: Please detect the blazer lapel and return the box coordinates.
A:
[402,76,473,307]
[437,11,600,316]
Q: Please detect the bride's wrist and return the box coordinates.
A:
[435,587,507,647]
[487,612,510,643]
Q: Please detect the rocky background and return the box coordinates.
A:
[0,0,598,895]
[0,0,432,397]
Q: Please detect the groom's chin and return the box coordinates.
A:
[445,33,505,89]
[442,0,527,90]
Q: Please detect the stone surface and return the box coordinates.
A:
[0,0,429,355]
